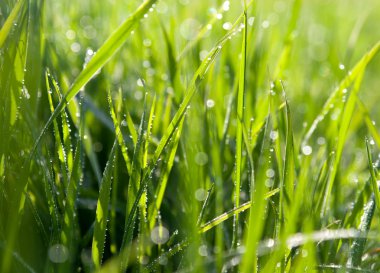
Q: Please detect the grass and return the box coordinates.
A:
[1,0,380,272]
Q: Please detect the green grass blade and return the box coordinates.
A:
[0,0,25,48]
[199,189,279,233]
[92,141,117,269]
[30,0,158,158]
[303,41,380,146]
[321,68,366,216]
[232,9,248,249]
[107,89,132,174]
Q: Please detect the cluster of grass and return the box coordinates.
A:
[1,0,380,272]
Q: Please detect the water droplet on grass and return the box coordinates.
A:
[222,1,230,11]
[339,63,345,70]
[269,130,278,140]
[223,22,232,30]
[266,168,275,178]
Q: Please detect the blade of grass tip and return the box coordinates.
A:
[120,95,149,271]
[59,95,85,272]
[241,116,272,273]
[233,8,248,249]
[177,0,255,60]
[273,0,303,80]
[143,94,156,168]
[124,106,138,147]
[50,73,102,184]
[46,71,69,187]
[358,99,380,148]
[108,89,132,174]
[51,76,73,172]
[281,99,295,228]
[321,67,366,217]
[0,0,25,48]
[29,0,158,160]
[365,139,380,213]
[92,141,118,269]
[199,189,279,233]
[303,41,380,147]
[197,184,215,227]
[149,118,184,230]
[119,12,250,270]
[149,8,250,169]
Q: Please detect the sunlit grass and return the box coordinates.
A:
[1,0,380,272]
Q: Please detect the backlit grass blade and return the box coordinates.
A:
[241,116,272,273]
[199,189,279,233]
[120,96,149,271]
[108,89,132,174]
[365,139,380,212]
[0,0,25,48]
[358,99,380,148]
[232,9,248,249]
[92,141,117,269]
[346,196,375,268]
[59,96,84,272]
[118,12,249,271]
[30,0,158,157]
[321,67,366,216]
[46,72,69,187]
[149,118,184,230]
[303,41,380,146]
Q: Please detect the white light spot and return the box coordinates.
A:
[206,99,215,108]
[151,226,169,244]
[265,179,274,187]
[222,22,232,30]
[248,17,255,26]
[70,42,81,53]
[195,152,208,166]
[195,188,207,201]
[261,20,270,29]
[134,91,143,100]
[266,168,275,178]
[137,78,145,87]
[222,1,230,11]
[180,18,200,41]
[199,50,209,61]
[302,145,313,156]
[269,130,278,140]
[143,39,152,47]
[198,245,208,256]
[48,244,69,263]
[339,64,345,70]
[66,29,76,40]
[317,137,326,145]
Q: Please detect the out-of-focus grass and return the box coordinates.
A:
[1,0,380,272]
